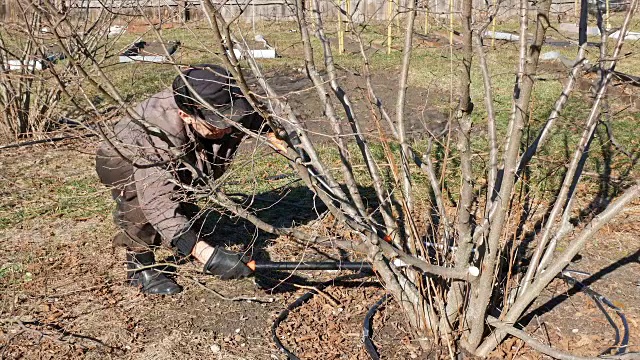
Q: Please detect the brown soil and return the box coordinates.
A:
[275,285,430,360]
[488,204,640,359]
[251,65,450,145]
[519,217,640,358]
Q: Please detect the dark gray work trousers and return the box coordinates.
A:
[95,155,163,250]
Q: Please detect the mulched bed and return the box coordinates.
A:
[276,284,427,359]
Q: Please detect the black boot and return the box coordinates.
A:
[126,251,183,295]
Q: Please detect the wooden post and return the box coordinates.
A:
[182,1,190,22]
[491,0,496,48]
[395,0,400,31]
[252,0,256,33]
[338,0,344,54]
[449,0,453,46]
[0,0,6,22]
[345,0,351,30]
[605,0,610,30]
[424,0,429,34]
[309,0,316,32]
[387,0,393,54]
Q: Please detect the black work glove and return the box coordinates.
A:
[203,247,253,280]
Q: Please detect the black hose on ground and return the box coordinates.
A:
[363,294,389,360]
[271,273,373,360]
[560,271,630,356]
[272,289,316,360]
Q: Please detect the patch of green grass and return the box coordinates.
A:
[0,263,23,279]
[0,206,51,231]
[55,177,112,219]
[0,263,32,286]
[0,174,111,230]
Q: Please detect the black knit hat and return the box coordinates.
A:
[172,64,254,129]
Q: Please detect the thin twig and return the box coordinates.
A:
[188,276,275,303]
[290,283,341,307]
[477,180,640,356]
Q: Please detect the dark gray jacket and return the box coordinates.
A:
[96,88,266,254]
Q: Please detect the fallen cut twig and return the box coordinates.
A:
[46,283,112,299]
[289,283,341,307]
[188,276,275,303]
[1,318,126,355]
[0,133,97,150]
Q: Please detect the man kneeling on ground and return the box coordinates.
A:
[96,64,284,295]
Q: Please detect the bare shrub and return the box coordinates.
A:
[0,1,120,141]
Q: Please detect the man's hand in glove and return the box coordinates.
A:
[192,241,252,280]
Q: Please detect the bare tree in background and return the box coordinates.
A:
[14,0,640,357]
[0,1,127,141]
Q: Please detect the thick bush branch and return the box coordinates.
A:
[474,32,498,214]
[395,0,418,216]
[465,0,551,350]
[441,0,474,334]
[486,316,635,360]
[520,0,638,294]
[294,0,369,219]
[477,180,640,356]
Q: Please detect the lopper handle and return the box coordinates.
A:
[246,260,372,272]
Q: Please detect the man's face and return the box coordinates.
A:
[178,111,232,139]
